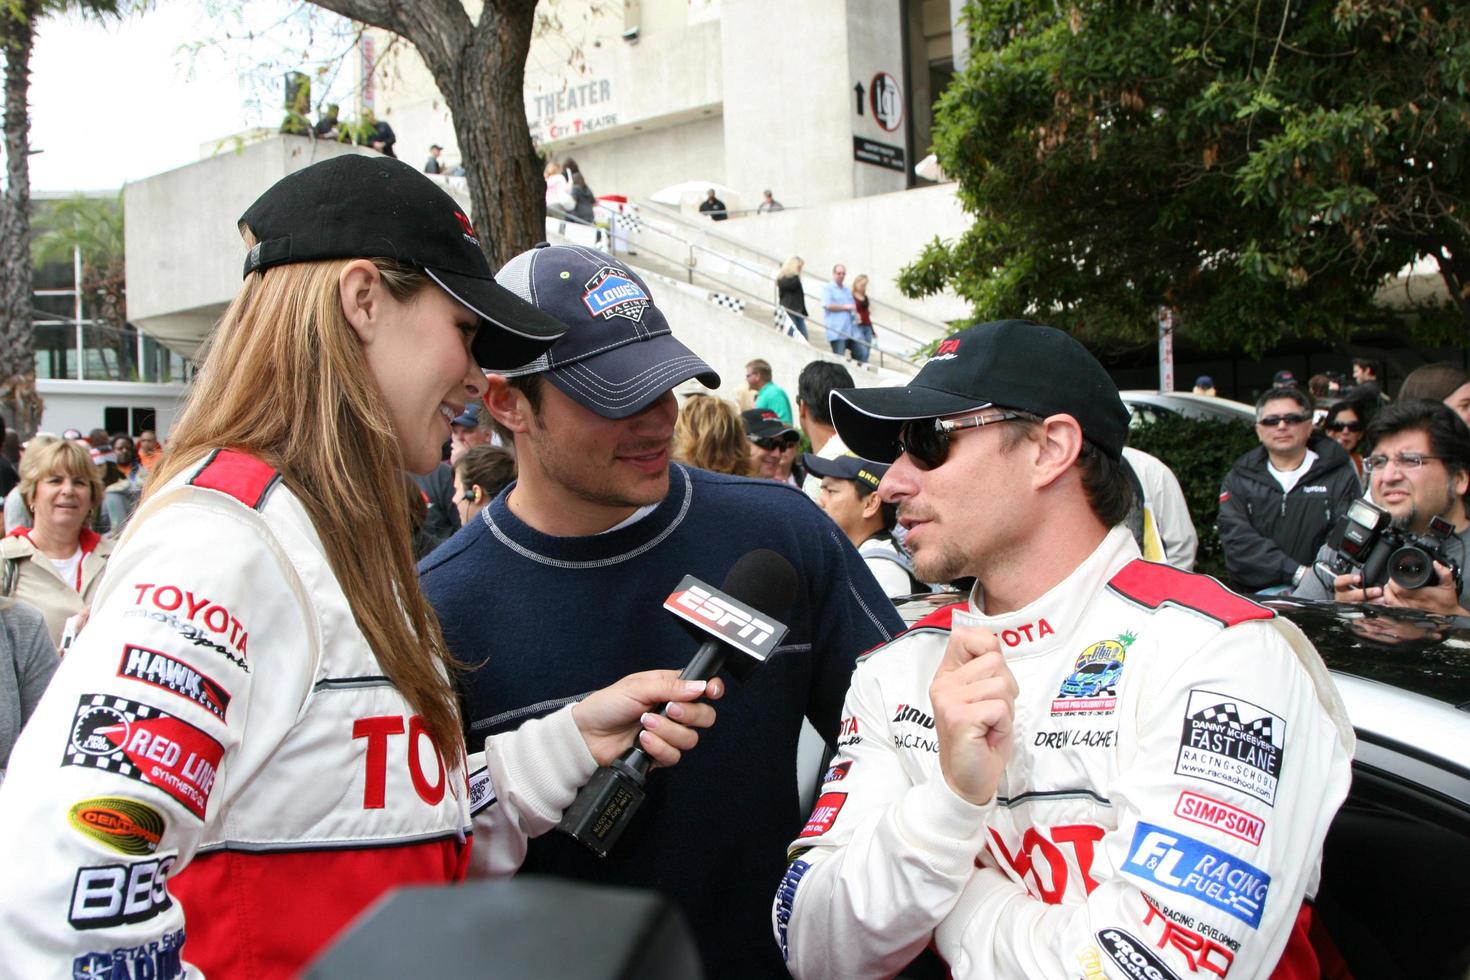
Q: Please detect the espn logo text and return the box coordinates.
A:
[670,585,778,649]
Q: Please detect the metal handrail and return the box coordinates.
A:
[549,210,920,371]
[634,198,954,345]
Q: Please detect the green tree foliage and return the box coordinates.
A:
[1128,414,1260,580]
[33,193,124,330]
[900,0,1470,354]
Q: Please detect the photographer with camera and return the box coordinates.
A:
[1293,399,1470,615]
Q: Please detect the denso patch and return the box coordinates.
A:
[798,792,847,838]
[118,644,231,721]
[62,695,224,819]
[68,797,166,856]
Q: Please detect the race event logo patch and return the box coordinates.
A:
[1175,690,1284,806]
[62,695,224,819]
[1122,821,1271,929]
[1052,632,1133,716]
[821,760,851,784]
[68,797,166,856]
[118,644,232,721]
[582,266,649,322]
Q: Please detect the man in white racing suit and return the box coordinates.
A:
[774,319,1355,980]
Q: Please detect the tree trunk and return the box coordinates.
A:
[436,3,543,270]
[0,1,41,436]
[306,0,545,271]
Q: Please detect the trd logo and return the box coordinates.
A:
[1143,896,1235,977]
[670,585,777,649]
[69,856,176,930]
[931,339,961,360]
[987,824,1105,904]
[454,212,477,241]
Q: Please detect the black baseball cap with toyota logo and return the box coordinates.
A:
[830,319,1129,462]
[237,153,567,370]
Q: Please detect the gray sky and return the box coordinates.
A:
[31,1,354,193]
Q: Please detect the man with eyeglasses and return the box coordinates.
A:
[1293,399,1470,614]
[773,319,1353,980]
[1217,386,1360,594]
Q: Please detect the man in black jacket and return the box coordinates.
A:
[1218,386,1360,592]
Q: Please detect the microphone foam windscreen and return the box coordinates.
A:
[721,548,798,620]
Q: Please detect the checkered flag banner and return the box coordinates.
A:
[709,292,745,316]
[614,210,644,234]
[773,305,800,338]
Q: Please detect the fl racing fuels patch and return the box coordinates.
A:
[62,694,224,819]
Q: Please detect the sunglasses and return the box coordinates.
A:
[1257,413,1311,427]
[1326,420,1364,433]
[897,411,1027,470]
[752,436,798,451]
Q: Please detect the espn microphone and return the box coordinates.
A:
[557,549,798,857]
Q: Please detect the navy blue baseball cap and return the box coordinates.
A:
[493,243,719,418]
[238,154,567,370]
[451,402,480,428]
[801,451,889,491]
[831,319,1129,462]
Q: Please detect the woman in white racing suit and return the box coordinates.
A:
[0,154,720,979]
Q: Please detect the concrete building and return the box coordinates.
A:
[365,0,973,325]
[31,191,190,437]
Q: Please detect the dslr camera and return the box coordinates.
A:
[1321,498,1464,592]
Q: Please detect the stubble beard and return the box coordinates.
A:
[527,422,670,510]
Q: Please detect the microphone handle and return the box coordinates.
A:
[618,639,729,778]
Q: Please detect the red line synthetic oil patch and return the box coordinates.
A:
[62,695,224,819]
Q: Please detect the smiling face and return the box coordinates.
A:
[749,437,783,479]
[357,280,488,476]
[32,470,94,539]
[514,381,678,528]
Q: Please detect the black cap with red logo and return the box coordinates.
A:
[830,319,1129,462]
[237,153,567,369]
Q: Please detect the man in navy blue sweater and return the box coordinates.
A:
[420,243,902,980]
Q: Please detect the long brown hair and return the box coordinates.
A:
[145,251,463,761]
[674,396,754,476]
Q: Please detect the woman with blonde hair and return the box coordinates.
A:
[675,395,755,476]
[0,155,720,975]
[775,255,809,339]
[0,438,114,645]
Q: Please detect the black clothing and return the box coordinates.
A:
[776,275,808,316]
[699,196,728,221]
[1217,433,1360,593]
[570,182,597,223]
[0,455,18,499]
[411,462,461,551]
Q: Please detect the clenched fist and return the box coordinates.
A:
[929,625,1019,806]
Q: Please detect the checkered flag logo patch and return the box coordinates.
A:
[709,292,745,316]
[65,694,159,771]
[1191,702,1243,730]
[614,210,644,234]
[1246,715,1274,742]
